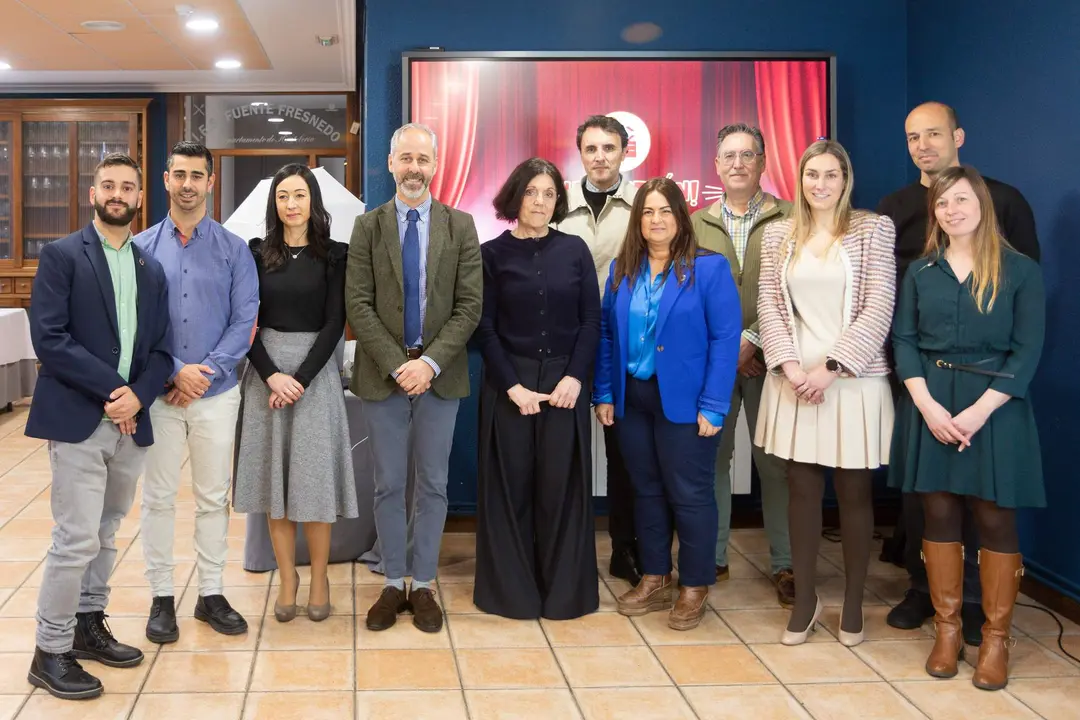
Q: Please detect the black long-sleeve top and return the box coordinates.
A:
[247,238,347,388]
[876,176,1040,287]
[474,229,601,393]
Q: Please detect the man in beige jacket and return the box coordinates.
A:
[691,123,794,607]
[555,115,640,585]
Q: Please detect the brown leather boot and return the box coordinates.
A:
[616,574,673,616]
[668,586,709,631]
[922,540,965,678]
[972,549,1023,691]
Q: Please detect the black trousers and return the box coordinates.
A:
[604,423,637,554]
[473,355,599,620]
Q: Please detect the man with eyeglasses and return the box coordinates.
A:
[691,123,795,608]
[877,101,1039,646]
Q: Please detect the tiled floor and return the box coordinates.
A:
[1,402,1079,719]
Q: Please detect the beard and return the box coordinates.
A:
[395,170,430,200]
[94,200,138,227]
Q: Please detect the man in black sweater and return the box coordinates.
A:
[877,101,1039,645]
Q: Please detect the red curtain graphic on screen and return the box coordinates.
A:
[410,59,828,242]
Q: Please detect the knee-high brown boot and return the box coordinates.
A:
[922,540,965,678]
[972,549,1024,691]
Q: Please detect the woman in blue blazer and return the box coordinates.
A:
[593,177,741,631]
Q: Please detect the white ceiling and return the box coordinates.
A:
[0,0,356,93]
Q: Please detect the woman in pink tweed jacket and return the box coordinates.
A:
[754,139,896,649]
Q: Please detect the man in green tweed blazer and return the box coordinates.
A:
[345,123,482,635]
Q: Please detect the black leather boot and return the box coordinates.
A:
[27,647,103,700]
[146,596,179,644]
[73,611,143,668]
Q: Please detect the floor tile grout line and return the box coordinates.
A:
[236,568,273,719]
[352,561,359,720]
[536,610,589,720]
[438,578,474,720]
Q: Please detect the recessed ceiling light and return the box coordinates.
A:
[278,131,293,136]
[215,59,241,70]
[186,17,219,32]
[81,20,126,31]
[267,118,285,123]
[284,137,298,143]
[250,102,269,107]
[0,61,11,71]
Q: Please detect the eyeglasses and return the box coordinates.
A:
[719,150,763,166]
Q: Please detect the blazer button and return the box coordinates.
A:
[657,345,664,352]
[112,347,119,355]
[397,305,403,311]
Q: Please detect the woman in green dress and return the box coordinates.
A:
[889,166,1045,692]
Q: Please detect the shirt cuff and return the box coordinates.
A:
[701,409,726,428]
[592,393,614,405]
[741,329,761,348]
[420,355,441,378]
[170,356,184,382]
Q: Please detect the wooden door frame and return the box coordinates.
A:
[0,115,22,270]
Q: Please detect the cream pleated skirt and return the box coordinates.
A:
[754,372,893,470]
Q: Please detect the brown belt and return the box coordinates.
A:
[406,346,424,360]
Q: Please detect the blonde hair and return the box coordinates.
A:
[925,166,1010,312]
[786,139,857,257]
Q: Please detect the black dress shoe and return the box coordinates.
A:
[195,594,249,636]
[73,611,144,668]
[886,589,935,630]
[27,647,103,700]
[961,601,986,646]
[609,546,643,587]
[146,596,179,644]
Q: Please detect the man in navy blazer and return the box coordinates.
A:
[24,153,172,701]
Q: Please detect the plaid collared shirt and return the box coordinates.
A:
[719,189,765,271]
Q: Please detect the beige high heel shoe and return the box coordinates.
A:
[307,576,331,622]
[781,595,823,645]
[274,570,300,623]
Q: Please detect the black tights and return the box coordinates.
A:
[921,492,1019,554]
[787,461,874,634]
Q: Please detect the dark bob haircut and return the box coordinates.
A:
[491,158,569,225]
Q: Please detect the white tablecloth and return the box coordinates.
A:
[0,308,37,406]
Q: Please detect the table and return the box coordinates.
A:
[0,308,37,409]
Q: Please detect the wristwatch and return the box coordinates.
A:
[825,358,845,375]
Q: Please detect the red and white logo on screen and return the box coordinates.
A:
[607,111,651,172]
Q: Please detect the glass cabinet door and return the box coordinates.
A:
[0,121,12,260]
[78,121,134,229]
[22,121,71,261]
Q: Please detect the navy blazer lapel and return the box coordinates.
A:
[426,200,449,298]
[378,203,404,287]
[83,227,120,342]
[655,265,688,340]
[132,244,153,357]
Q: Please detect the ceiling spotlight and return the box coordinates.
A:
[214,58,241,70]
[80,20,126,31]
[278,131,293,136]
[250,102,269,107]
[284,137,298,143]
[186,17,219,32]
[267,118,285,123]
[0,61,11,71]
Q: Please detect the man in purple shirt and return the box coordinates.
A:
[134,141,259,644]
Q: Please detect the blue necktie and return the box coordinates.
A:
[402,208,421,346]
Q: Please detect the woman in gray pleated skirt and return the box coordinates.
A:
[233,164,358,623]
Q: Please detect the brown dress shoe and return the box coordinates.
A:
[773,568,795,608]
[668,586,709,631]
[715,565,730,582]
[616,574,674,616]
[366,586,408,631]
[409,587,444,633]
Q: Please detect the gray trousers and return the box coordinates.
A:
[714,372,792,573]
[363,389,459,583]
[36,420,146,652]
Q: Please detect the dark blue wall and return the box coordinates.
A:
[0,93,168,222]
[908,0,1080,600]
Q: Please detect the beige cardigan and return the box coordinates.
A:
[554,178,638,294]
[757,211,897,377]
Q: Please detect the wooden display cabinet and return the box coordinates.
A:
[0,99,149,308]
